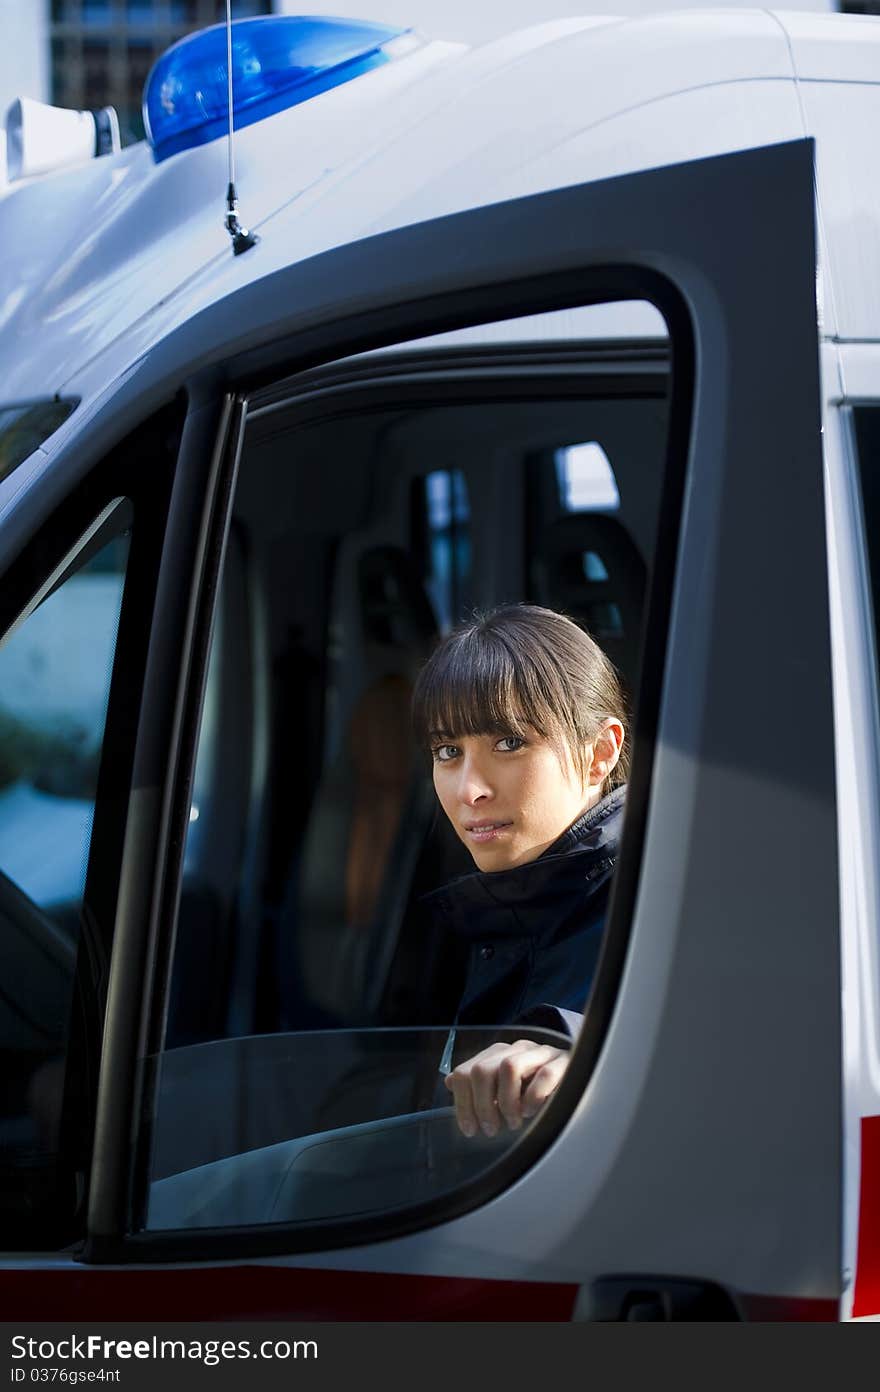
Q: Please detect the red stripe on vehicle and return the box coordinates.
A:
[852,1114,880,1318]
[736,1293,837,1322]
[0,1267,578,1322]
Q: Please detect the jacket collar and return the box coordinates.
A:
[541,782,627,856]
[422,784,626,935]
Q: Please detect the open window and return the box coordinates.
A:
[137,303,676,1236]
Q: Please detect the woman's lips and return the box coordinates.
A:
[464,820,513,844]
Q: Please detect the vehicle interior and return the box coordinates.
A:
[167,338,672,1060]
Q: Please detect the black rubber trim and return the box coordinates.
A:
[129,397,249,1232]
[82,377,235,1245]
[247,364,669,446]
[247,339,669,418]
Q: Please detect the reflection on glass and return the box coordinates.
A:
[582,550,609,582]
[556,441,620,512]
[0,520,129,1236]
[143,1027,570,1231]
[0,533,128,914]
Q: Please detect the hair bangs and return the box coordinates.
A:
[413,627,555,746]
[412,604,628,789]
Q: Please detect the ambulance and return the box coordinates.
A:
[0,6,878,1322]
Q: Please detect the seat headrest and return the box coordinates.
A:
[358,545,438,650]
[531,513,647,693]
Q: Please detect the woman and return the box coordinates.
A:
[412,604,627,1138]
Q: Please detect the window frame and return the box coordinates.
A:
[94,301,692,1266]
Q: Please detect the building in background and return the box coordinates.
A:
[49,0,273,145]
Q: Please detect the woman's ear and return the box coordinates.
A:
[587,718,624,786]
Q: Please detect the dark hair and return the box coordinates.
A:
[412,604,629,790]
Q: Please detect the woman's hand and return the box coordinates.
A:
[444,1038,569,1137]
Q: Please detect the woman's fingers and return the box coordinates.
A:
[496,1044,561,1129]
[521,1052,569,1117]
[444,1040,569,1137]
[469,1042,533,1134]
[444,1042,515,1137]
[444,1067,480,1137]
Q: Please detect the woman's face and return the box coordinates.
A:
[431,726,595,872]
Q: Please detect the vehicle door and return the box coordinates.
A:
[0,139,840,1321]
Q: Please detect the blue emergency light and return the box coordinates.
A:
[144,14,410,164]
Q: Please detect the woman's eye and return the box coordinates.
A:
[496,735,525,753]
[432,744,459,762]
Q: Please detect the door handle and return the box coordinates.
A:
[585,1275,741,1321]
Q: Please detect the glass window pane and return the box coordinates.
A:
[124,2,157,21]
[556,441,620,512]
[0,511,130,1235]
[0,535,127,912]
[143,1026,570,1230]
[82,0,112,25]
[582,550,609,582]
[423,469,471,633]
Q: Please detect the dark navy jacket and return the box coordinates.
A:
[422,785,625,1038]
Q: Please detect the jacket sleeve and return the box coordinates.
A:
[514,1002,583,1042]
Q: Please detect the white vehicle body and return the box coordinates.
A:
[0,8,879,1322]
[4,9,878,404]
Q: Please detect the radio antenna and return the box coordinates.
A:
[224,0,258,255]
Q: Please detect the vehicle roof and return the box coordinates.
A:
[0,7,878,408]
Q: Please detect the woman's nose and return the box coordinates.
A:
[458,756,494,804]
